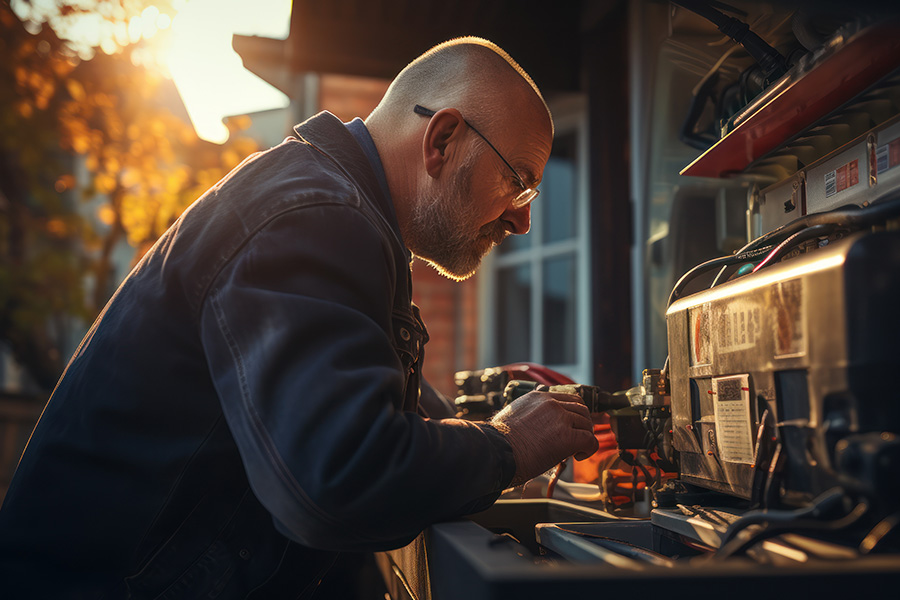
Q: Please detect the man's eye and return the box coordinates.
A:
[508,177,525,191]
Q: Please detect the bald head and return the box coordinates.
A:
[366,38,554,280]
[368,37,553,140]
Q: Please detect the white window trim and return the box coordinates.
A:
[478,98,592,384]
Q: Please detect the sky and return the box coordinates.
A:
[12,0,293,144]
[165,0,292,143]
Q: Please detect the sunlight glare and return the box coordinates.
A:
[165,0,291,144]
[141,6,159,40]
[128,16,142,44]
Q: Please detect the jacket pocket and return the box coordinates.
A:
[124,493,245,599]
[126,486,333,600]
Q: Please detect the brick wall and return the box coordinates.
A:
[411,259,480,399]
[319,73,390,121]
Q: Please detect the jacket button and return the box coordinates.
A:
[399,328,411,341]
[239,548,251,560]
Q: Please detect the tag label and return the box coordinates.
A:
[689,304,711,366]
[770,278,806,358]
[713,375,754,464]
[876,137,900,174]
[824,159,859,197]
[714,301,762,355]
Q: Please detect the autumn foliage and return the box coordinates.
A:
[0,2,260,390]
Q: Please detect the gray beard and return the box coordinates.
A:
[407,161,506,281]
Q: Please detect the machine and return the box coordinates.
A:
[378,4,900,598]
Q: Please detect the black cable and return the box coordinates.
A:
[680,71,720,150]
[761,442,785,508]
[635,451,660,499]
[710,192,900,289]
[743,192,900,254]
[859,512,900,554]
[738,63,761,106]
[635,457,653,495]
[643,428,664,491]
[667,244,775,307]
[671,0,790,82]
[713,488,869,560]
[659,192,878,355]
[750,223,834,273]
[705,1,748,18]
[749,407,773,507]
[619,450,653,504]
[719,487,846,547]
[640,409,665,457]
[715,500,868,559]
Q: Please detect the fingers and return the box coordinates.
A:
[531,393,597,437]
[532,394,595,436]
[558,399,591,422]
[573,428,600,461]
[546,391,583,404]
[538,392,589,416]
[550,397,593,431]
[496,391,603,477]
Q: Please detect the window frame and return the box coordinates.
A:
[478,100,592,383]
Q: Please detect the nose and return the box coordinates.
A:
[501,203,531,235]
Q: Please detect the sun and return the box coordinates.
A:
[163,0,292,143]
[11,0,292,144]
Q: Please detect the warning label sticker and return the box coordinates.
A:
[824,158,859,198]
[712,375,754,464]
[769,278,806,358]
[689,304,711,367]
[876,138,900,174]
[714,300,762,356]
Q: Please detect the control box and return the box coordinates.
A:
[666,230,900,505]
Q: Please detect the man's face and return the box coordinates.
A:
[409,121,550,280]
[408,146,513,280]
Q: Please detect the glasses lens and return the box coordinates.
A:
[512,188,539,209]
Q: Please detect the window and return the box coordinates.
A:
[479,107,591,384]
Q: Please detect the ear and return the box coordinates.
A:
[421,108,466,179]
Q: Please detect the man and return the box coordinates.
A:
[0,38,598,598]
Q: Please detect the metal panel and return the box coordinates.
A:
[667,234,874,500]
[806,138,872,212]
[756,116,900,237]
[759,172,805,234]
[381,504,900,598]
[668,230,900,503]
[875,119,900,192]
[681,23,900,178]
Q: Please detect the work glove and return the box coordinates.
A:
[490,390,600,486]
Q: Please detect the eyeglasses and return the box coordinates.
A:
[414,105,539,209]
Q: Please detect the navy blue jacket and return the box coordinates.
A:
[0,112,515,599]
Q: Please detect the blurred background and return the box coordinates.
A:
[7,0,890,504]
[0,0,608,503]
[0,0,288,499]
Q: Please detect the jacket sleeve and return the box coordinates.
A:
[199,203,515,552]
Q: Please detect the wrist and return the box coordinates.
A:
[479,421,517,489]
[485,418,511,437]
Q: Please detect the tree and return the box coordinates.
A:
[0,1,259,390]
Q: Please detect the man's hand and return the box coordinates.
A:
[489,391,600,486]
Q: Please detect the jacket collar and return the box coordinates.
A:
[293,112,407,258]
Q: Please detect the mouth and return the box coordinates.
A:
[486,226,509,246]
